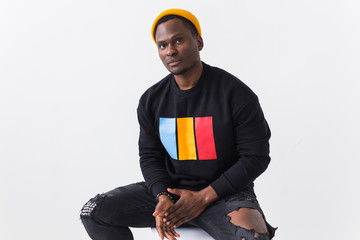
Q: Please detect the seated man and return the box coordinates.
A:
[80,8,276,240]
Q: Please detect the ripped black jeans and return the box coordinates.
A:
[80,182,276,240]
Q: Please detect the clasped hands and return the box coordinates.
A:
[153,187,218,240]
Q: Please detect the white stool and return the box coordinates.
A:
[151,227,214,240]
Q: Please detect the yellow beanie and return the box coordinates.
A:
[151,9,201,44]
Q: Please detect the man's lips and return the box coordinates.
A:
[167,59,181,67]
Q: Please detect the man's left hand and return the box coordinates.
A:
[163,186,218,228]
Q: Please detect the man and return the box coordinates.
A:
[80,9,276,240]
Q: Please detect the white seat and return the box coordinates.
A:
[151,227,214,240]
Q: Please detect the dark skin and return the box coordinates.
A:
[155,18,203,90]
[153,18,219,240]
[152,195,180,240]
[153,187,218,240]
[153,18,268,240]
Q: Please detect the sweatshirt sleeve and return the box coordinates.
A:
[210,96,271,199]
[137,102,172,197]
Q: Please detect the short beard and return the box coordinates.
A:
[171,67,188,76]
[169,61,197,76]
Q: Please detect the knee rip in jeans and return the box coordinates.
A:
[226,207,269,240]
[80,193,106,218]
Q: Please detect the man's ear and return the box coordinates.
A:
[196,35,204,51]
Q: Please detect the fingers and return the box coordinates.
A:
[154,198,180,240]
[160,223,179,240]
[167,188,182,196]
[171,215,188,229]
[153,210,159,217]
[163,200,191,227]
[163,225,179,240]
[156,218,165,240]
[157,216,176,240]
[153,208,165,217]
[164,198,186,222]
[165,203,180,217]
[164,232,176,240]
[154,200,171,217]
[156,213,179,240]
[170,227,180,238]
[165,213,188,229]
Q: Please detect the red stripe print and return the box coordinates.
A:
[195,117,217,160]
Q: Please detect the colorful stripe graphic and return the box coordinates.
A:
[159,117,217,160]
[177,118,197,160]
[159,118,178,159]
[195,117,217,160]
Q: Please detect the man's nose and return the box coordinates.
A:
[166,44,177,56]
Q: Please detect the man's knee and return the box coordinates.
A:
[80,193,106,219]
[227,207,268,239]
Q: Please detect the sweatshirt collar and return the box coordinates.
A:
[170,61,209,96]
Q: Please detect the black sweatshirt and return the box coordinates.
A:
[137,62,271,199]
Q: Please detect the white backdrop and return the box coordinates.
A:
[1,1,359,239]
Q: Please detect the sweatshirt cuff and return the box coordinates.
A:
[149,182,169,197]
[210,176,235,199]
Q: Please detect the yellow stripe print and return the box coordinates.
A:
[177,118,197,160]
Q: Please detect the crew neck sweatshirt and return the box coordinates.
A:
[137,62,271,199]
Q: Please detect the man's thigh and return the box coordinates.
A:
[191,192,275,240]
[80,182,157,228]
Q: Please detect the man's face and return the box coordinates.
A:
[155,18,203,75]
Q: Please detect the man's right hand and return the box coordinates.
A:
[153,195,180,240]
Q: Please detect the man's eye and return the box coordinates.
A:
[159,44,166,49]
[176,38,183,44]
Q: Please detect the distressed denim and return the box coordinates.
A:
[80,182,276,240]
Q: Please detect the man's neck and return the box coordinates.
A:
[174,61,203,90]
